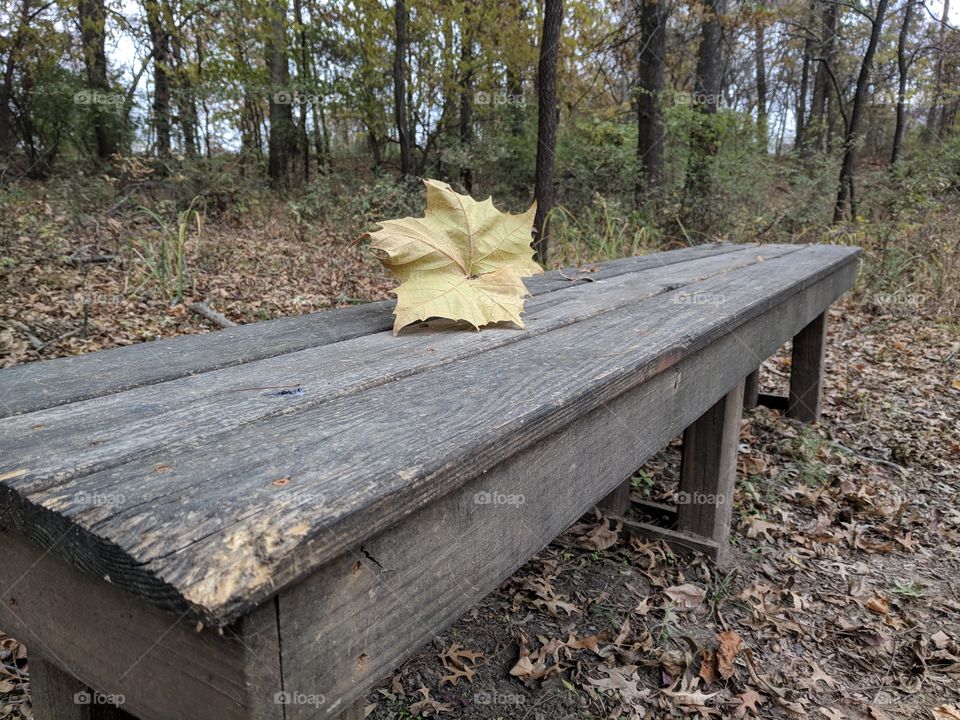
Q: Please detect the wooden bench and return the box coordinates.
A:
[0,242,859,720]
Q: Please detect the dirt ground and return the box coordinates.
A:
[1,188,959,719]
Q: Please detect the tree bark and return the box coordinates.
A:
[891,0,916,165]
[795,25,814,152]
[533,0,563,263]
[809,0,837,154]
[683,0,725,232]
[79,0,117,159]
[636,0,666,201]
[458,5,474,192]
[833,0,889,223]
[145,0,171,158]
[293,0,310,182]
[393,0,412,176]
[925,0,950,140]
[266,0,293,186]
[754,7,767,146]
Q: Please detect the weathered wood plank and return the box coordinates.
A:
[617,517,721,558]
[787,310,828,422]
[274,259,857,711]
[29,656,92,720]
[677,379,745,562]
[0,246,859,625]
[0,528,281,720]
[0,244,746,417]
[0,246,788,493]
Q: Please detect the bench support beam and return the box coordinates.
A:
[597,478,632,515]
[30,656,135,720]
[677,380,744,563]
[787,311,827,423]
[743,368,760,409]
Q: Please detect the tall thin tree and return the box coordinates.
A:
[393,0,412,176]
[79,0,117,158]
[891,0,917,165]
[833,0,890,222]
[266,0,294,186]
[636,0,666,202]
[533,0,563,263]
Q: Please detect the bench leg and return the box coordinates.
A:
[30,656,135,720]
[677,380,744,563]
[787,311,827,423]
[743,368,759,409]
[597,478,632,515]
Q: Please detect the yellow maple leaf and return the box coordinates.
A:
[366,178,542,334]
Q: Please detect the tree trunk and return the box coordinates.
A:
[458,5,474,192]
[266,0,293,186]
[795,24,814,153]
[636,0,665,201]
[925,0,950,140]
[393,0,412,176]
[79,0,117,159]
[891,0,916,165]
[532,0,563,263]
[754,9,767,147]
[833,0,889,223]
[145,0,171,158]
[693,0,724,113]
[293,0,310,183]
[809,0,837,154]
[683,0,725,233]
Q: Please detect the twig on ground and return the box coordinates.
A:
[7,320,45,351]
[187,302,236,328]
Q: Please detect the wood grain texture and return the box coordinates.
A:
[0,528,281,720]
[787,310,828,422]
[29,658,138,720]
[29,656,92,720]
[0,243,745,418]
[274,260,858,712]
[0,246,860,626]
[0,246,783,494]
[677,379,745,561]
